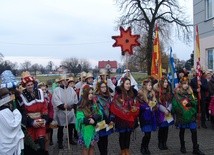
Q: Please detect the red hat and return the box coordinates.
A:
[21,71,35,87]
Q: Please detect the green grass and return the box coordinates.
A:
[132,72,148,84]
[34,72,148,86]
[35,75,60,85]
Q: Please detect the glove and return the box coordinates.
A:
[92,114,102,122]
[185,103,192,107]
[67,105,73,111]
[12,100,17,111]
[83,118,90,125]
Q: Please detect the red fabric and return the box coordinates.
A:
[110,93,139,123]
[21,76,35,86]
[25,102,48,116]
[25,101,48,140]
[209,97,214,116]
[47,93,54,119]
[27,127,46,140]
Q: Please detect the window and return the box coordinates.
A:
[206,0,214,19]
[207,48,214,69]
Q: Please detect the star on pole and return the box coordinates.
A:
[112,27,140,55]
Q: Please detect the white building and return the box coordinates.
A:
[194,0,214,71]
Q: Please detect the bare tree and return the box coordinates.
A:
[20,61,31,71]
[79,59,91,72]
[61,58,91,76]
[39,65,46,74]
[47,61,54,72]
[0,60,18,74]
[31,63,40,75]
[61,58,80,76]
[115,0,192,74]
[0,52,4,62]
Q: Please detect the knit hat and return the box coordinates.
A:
[0,70,18,89]
[21,71,35,87]
[0,87,13,107]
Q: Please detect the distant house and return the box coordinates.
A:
[54,66,68,74]
[98,60,118,73]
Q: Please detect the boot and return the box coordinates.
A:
[193,144,205,155]
[37,137,46,155]
[180,141,186,153]
[125,149,130,155]
[69,140,77,145]
[120,149,126,155]
[201,123,207,129]
[163,142,168,150]
[49,128,53,146]
[158,141,164,150]
[57,126,64,149]
[145,147,151,155]
[68,124,77,145]
[163,128,168,150]
[140,146,147,155]
[58,142,63,149]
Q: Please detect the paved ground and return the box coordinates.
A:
[49,121,214,155]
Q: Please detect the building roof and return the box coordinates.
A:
[98,60,117,69]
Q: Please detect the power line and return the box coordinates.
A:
[0,40,112,46]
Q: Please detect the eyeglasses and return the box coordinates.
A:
[101,86,107,88]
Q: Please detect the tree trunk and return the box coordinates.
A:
[146,24,155,75]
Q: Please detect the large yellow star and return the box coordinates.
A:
[112,27,140,55]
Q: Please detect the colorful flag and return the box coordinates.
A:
[168,47,178,90]
[151,24,162,80]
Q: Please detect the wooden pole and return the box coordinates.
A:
[64,81,71,150]
[197,80,201,128]
[65,107,71,150]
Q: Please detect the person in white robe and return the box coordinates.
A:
[117,69,138,90]
[75,71,87,98]
[0,87,24,155]
[52,76,78,149]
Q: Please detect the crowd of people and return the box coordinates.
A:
[0,68,214,155]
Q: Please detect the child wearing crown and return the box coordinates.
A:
[137,78,158,154]
[172,77,204,155]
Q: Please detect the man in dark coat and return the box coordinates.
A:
[190,71,208,128]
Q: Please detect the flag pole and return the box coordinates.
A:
[196,25,201,128]
[63,73,71,150]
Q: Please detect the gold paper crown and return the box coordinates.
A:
[180,77,189,83]
[21,71,31,78]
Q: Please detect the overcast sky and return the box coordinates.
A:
[0,0,193,68]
